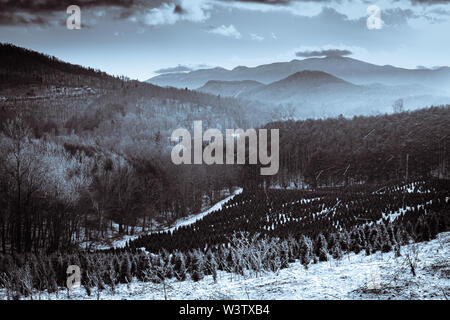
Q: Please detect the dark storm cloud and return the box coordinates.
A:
[1,0,445,14]
[295,48,353,58]
[0,12,50,26]
[0,0,137,12]
[0,0,163,26]
[1,0,447,26]
[0,0,206,26]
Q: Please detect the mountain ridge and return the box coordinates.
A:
[147,56,450,91]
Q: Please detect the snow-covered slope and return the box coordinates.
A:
[165,188,243,234]
[22,232,449,300]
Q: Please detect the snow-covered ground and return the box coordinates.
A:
[14,232,448,300]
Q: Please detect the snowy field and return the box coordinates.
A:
[8,232,448,300]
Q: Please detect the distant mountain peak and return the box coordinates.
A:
[279,70,349,84]
[233,66,248,71]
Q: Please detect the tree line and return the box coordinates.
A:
[256,106,450,189]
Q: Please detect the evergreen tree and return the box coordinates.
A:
[280,241,290,269]
[315,234,329,262]
[365,244,371,256]
[112,255,121,284]
[349,230,362,254]
[331,240,343,260]
[206,250,218,282]
[429,213,439,239]
[299,236,313,268]
[119,254,132,283]
[380,224,393,253]
[136,252,150,281]
[190,250,205,282]
[130,256,137,277]
[173,251,187,281]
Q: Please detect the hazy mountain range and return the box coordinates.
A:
[196,70,448,118]
[147,56,450,117]
[147,56,450,91]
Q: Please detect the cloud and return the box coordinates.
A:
[0,0,133,26]
[295,48,353,58]
[1,0,448,27]
[220,0,292,4]
[154,64,212,74]
[250,33,264,41]
[216,0,450,25]
[208,24,242,38]
[0,0,212,26]
[142,0,211,26]
[154,65,194,74]
[142,3,183,25]
[228,0,449,4]
[0,0,138,12]
[381,8,418,25]
[428,7,450,16]
[0,12,50,26]
[224,0,449,6]
[410,0,450,4]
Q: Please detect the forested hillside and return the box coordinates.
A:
[255,106,450,189]
[0,44,269,254]
[0,43,127,90]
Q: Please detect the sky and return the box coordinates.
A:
[1,0,449,81]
